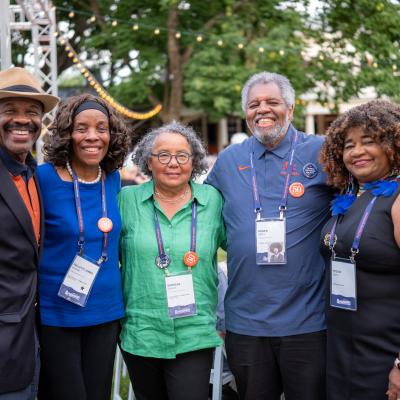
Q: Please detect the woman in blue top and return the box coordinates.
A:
[37,94,130,400]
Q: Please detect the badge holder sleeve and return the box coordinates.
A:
[165,271,197,319]
[330,256,357,311]
[58,253,101,307]
[255,218,287,265]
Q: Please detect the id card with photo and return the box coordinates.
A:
[58,254,100,307]
[255,218,286,265]
[330,257,357,311]
[165,272,197,319]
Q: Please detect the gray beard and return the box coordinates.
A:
[251,117,291,148]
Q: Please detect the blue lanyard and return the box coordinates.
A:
[329,196,377,262]
[250,130,299,220]
[153,201,197,266]
[190,200,197,252]
[71,170,108,265]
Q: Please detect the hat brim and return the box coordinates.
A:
[0,90,59,113]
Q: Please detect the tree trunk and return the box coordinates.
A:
[165,5,182,122]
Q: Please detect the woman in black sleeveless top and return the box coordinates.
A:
[319,100,400,400]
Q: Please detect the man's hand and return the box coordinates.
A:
[387,366,400,400]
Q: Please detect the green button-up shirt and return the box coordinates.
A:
[118,180,225,359]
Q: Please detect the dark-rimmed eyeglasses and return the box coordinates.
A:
[151,152,193,165]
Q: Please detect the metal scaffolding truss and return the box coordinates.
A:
[2,0,58,122]
[19,0,58,119]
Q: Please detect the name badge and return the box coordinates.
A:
[255,218,286,265]
[58,254,100,307]
[165,272,197,319]
[330,257,357,311]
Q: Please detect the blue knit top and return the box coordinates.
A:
[37,163,124,327]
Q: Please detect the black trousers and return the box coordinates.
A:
[225,330,326,400]
[122,347,214,400]
[38,320,120,400]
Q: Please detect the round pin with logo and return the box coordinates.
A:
[98,217,113,233]
[155,254,171,269]
[183,251,199,268]
[302,163,318,179]
[289,182,305,198]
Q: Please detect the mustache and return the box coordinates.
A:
[4,122,40,133]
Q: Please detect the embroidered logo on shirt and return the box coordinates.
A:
[238,165,251,171]
[280,161,300,176]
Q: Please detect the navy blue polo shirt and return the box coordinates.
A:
[206,125,334,336]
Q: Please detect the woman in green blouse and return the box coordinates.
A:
[118,121,225,400]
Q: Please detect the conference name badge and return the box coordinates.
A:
[330,257,357,311]
[58,254,100,307]
[255,218,286,265]
[165,272,197,319]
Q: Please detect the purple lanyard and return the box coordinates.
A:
[250,130,299,220]
[329,196,377,262]
[153,201,197,259]
[71,170,108,265]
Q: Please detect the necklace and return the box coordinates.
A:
[154,185,190,204]
[66,160,102,184]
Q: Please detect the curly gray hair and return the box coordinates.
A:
[241,71,295,112]
[133,121,208,179]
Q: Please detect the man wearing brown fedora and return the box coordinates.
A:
[0,67,58,399]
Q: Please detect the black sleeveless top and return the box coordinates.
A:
[320,185,400,400]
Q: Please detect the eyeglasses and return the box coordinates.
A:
[151,152,193,165]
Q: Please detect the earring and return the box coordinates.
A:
[390,167,400,178]
[346,172,357,195]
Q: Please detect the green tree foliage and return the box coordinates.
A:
[51,0,312,123]
[308,0,400,104]
[50,0,400,123]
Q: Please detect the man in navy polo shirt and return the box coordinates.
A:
[206,72,334,400]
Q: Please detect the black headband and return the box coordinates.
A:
[73,100,109,119]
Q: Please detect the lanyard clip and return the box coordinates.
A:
[97,256,107,265]
[255,208,262,221]
[350,248,359,264]
[279,205,287,220]
[78,240,85,256]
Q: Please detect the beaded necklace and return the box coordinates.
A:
[66,160,102,184]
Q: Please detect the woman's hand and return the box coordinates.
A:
[387,366,400,400]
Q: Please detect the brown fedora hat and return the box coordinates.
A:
[0,67,59,113]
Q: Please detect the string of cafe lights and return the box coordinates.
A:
[56,4,399,111]
[60,5,400,70]
[54,32,161,120]
[59,5,302,54]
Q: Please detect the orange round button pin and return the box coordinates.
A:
[183,251,199,267]
[289,182,305,198]
[98,217,113,233]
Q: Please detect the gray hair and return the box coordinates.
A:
[241,72,295,112]
[133,121,208,179]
